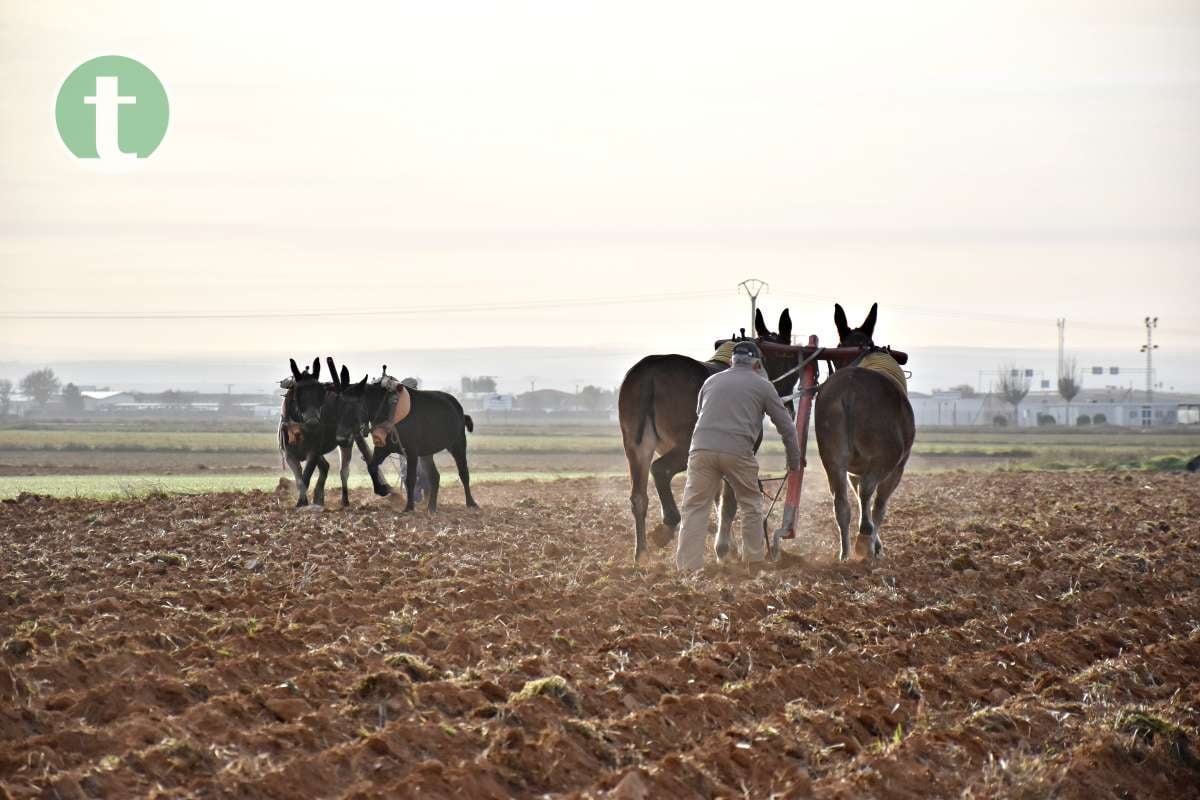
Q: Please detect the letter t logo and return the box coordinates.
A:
[57,56,170,165]
[84,76,137,161]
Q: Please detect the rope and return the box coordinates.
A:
[758,476,787,518]
[771,347,825,385]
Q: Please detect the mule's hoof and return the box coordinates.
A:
[853,535,873,560]
[649,523,676,548]
[303,504,325,513]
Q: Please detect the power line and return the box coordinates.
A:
[2,284,1198,344]
[0,289,729,321]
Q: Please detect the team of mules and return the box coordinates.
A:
[618,302,914,563]
[281,302,910,559]
[279,358,476,511]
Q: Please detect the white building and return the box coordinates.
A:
[81,390,135,411]
[909,388,1200,428]
[1024,389,1199,427]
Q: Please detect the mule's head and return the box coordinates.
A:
[833,303,878,348]
[333,371,369,447]
[753,308,798,394]
[289,357,326,427]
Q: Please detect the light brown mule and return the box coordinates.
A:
[814,303,915,560]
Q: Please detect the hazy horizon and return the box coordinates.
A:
[5,343,1199,397]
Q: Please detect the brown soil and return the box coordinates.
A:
[1,472,1197,798]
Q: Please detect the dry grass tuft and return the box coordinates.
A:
[511,675,578,711]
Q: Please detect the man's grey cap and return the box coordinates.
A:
[731,340,763,359]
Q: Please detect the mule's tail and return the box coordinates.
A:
[464,414,474,433]
[634,375,655,445]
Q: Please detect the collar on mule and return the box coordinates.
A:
[370,385,412,447]
[284,421,304,446]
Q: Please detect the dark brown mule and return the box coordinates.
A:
[814,303,915,560]
[619,309,798,563]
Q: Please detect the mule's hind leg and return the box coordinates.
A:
[624,434,656,563]
[448,439,478,509]
[422,456,441,512]
[853,475,880,560]
[817,428,854,560]
[649,444,688,546]
[869,457,908,558]
[821,466,854,561]
[714,480,739,563]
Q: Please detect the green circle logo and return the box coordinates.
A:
[55,56,168,161]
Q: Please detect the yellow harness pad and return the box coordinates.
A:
[371,386,412,447]
[708,341,736,366]
[858,352,908,395]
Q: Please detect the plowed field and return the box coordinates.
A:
[2,472,1198,798]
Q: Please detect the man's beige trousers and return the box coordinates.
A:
[675,449,764,571]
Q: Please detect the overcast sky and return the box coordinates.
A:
[2,1,1198,386]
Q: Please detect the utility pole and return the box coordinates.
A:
[1141,316,1158,405]
[737,279,769,336]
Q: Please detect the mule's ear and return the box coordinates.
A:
[359,374,368,389]
[833,304,850,341]
[778,309,792,342]
[754,308,769,338]
[290,358,302,381]
[861,303,878,340]
[326,357,339,388]
[341,366,350,388]
[311,358,321,381]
